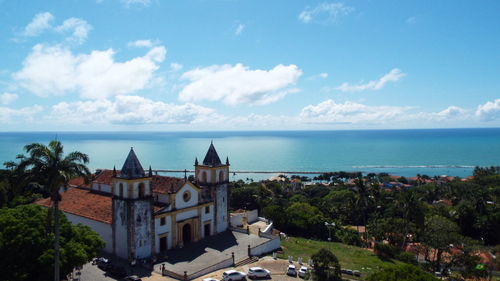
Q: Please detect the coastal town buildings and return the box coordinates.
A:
[36,143,231,262]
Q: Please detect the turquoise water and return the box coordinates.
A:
[1,129,499,180]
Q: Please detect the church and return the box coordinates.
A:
[36,142,231,262]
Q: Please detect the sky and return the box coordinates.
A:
[0,0,499,131]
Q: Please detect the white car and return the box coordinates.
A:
[247,267,271,279]
[203,278,220,281]
[286,264,297,276]
[222,270,246,281]
[298,266,308,278]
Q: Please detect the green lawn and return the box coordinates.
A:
[276,237,404,278]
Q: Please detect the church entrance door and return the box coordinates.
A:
[182,223,191,244]
[204,223,211,237]
[159,236,167,252]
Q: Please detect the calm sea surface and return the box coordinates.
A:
[1,129,499,180]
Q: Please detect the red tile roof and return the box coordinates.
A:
[94,170,115,185]
[35,188,164,224]
[35,188,113,224]
[68,176,90,188]
[71,170,187,195]
[152,175,185,194]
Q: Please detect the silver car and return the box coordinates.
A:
[222,270,246,281]
[298,266,308,278]
[247,267,271,279]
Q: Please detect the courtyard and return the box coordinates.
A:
[153,230,272,277]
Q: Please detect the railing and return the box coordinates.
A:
[162,256,234,280]
[187,256,233,280]
[230,226,248,234]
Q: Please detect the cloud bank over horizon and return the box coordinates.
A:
[0,4,499,131]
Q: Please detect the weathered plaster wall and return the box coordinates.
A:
[216,185,228,233]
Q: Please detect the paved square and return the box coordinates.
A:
[154,231,271,276]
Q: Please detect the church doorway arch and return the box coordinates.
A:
[182,223,192,244]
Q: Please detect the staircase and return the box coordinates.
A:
[234,256,259,267]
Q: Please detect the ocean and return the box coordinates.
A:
[1,128,499,180]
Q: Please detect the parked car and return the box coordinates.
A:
[222,270,246,281]
[247,267,271,279]
[123,275,142,281]
[298,266,308,278]
[353,270,361,277]
[286,264,297,276]
[96,257,112,269]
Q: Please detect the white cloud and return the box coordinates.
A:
[0,105,43,123]
[235,24,245,35]
[437,106,466,119]
[122,0,151,7]
[476,99,500,121]
[18,13,91,44]
[337,68,406,92]
[50,95,214,125]
[179,63,302,105]
[298,2,353,24]
[54,18,92,44]
[22,12,54,37]
[128,39,154,48]
[170,63,183,72]
[14,44,166,99]
[0,93,19,105]
[319,73,328,78]
[300,99,409,124]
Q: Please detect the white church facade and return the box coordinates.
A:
[36,142,231,262]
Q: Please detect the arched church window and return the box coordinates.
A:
[219,171,224,182]
[119,183,124,197]
[138,183,145,198]
[201,171,207,183]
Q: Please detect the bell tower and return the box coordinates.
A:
[195,141,230,233]
[111,147,155,261]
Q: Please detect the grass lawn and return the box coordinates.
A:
[276,236,404,278]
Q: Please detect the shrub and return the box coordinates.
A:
[395,251,417,265]
[335,228,362,246]
[374,243,397,260]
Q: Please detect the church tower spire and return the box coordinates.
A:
[111,148,154,261]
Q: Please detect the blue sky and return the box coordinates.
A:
[0,0,499,131]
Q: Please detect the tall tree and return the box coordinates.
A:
[0,204,104,281]
[20,141,90,281]
[311,248,342,281]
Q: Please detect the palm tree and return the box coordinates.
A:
[396,190,423,250]
[20,140,90,281]
[354,177,369,247]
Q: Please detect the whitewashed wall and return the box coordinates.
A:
[230,209,259,227]
[65,212,113,253]
[200,204,214,238]
[176,209,197,221]
[175,184,198,209]
[154,215,172,251]
[250,237,280,256]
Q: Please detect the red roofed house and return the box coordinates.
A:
[36,142,231,262]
